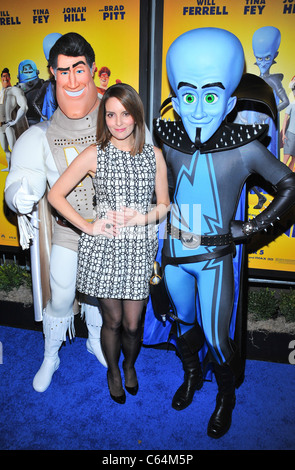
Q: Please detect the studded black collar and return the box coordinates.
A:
[153,117,269,155]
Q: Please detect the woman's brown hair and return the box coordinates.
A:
[96,83,145,156]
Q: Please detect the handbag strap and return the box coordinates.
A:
[166,311,197,326]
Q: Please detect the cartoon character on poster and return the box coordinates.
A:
[253,26,289,115]
[97,66,110,95]
[144,27,295,439]
[282,76,295,171]
[0,68,28,171]
[96,66,121,97]
[237,26,289,160]
[234,26,289,209]
[33,33,62,122]
[17,59,44,126]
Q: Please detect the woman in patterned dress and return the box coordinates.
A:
[48,83,170,403]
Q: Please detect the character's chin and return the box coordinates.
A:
[195,128,202,147]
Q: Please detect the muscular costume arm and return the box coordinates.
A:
[5,125,49,213]
[231,140,295,241]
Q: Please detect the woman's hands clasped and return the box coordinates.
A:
[90,206,145,238]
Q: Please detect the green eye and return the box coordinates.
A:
[183,93,196,104]
[204,93,218,104]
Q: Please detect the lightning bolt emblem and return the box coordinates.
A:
[171,151,223,236]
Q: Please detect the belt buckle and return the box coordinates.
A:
[181,232,201,249]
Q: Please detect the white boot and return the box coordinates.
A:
[33,313,75,392]
[32,339,61,392]
[82,303,107,368]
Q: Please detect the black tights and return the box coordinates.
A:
[99,298,145,395]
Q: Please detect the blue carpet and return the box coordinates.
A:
[0,325,294,451]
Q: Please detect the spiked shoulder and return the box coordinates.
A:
[153,117,269,154]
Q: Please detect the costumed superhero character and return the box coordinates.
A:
[33,33,62,121]
[0,68,28,171]
[5,33,108,393]
[5,32,153,394]
[17,59,44,126]
[144,28,295,439]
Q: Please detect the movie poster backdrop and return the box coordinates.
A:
[0,0,141,247]
[1,0,294,277]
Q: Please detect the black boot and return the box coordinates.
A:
[172,326,204,411]
[207,363,236,439]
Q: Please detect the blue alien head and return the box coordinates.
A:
[252,26,281,77]
[166,28,245,145]
[43,33,62,61]
[18,59,39,83]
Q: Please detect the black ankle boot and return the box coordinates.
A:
[207,392,236,438]
[207,364,236,439]
[172,326,204,411]
[172,363,203,411]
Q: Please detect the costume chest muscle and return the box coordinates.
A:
[46,108,97,221]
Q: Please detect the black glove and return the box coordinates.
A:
[230,219,257,242]
[231,172,295,242]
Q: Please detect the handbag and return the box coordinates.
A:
[149,261,171,320]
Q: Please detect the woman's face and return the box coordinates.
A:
[105,97,135,148]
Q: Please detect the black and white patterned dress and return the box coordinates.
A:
[76,142,158,300]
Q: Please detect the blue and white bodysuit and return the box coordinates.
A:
[147,118,294,373]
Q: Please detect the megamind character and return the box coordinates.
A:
[151,28,295,439]
[252,26,289,112]
[252,26,289,160]
[32,33,62,121]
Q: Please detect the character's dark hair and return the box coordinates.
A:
[48,32,95,70]
[97,83,145,156]
[1,68,10,77]
[99,66,111,77]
